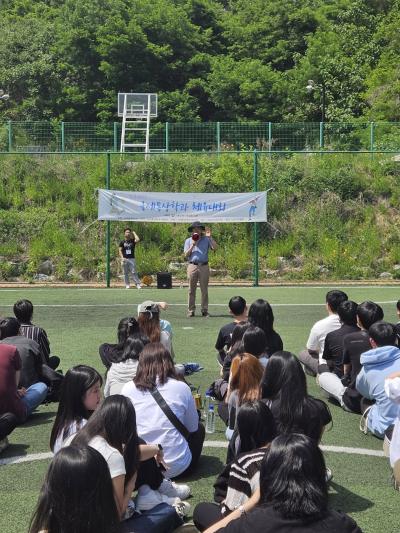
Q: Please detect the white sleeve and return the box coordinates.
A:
[183,386,199,433]
[107,449,126,479]
[385,377,400,404]
[306,324,320,351]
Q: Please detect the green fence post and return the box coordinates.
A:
[7,120,12,152]
[106,152,111,288]
[370,122,375,155]
[165,122,169,152]
[268,122,272,154]
[113,122,118,152]
[253,149,259,287]
[319,121,324,149]
[61,122,65,152]
[216,121,221,153]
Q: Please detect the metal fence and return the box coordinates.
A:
[1,121,400,153]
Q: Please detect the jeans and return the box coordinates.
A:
[121,503,182,533]
[21,382,48,417]
[123,258,141,286]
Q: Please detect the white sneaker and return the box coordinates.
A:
[125,285,130,289]
[174,500,191,518]
[0,437,9,454]
[136,284,142,289]
[159,478,191,499]
[135,485,180,511]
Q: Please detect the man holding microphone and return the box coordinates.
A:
[184,221,217,317]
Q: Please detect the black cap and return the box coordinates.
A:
[188,221,206,232]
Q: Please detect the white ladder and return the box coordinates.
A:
[120,94,151,158]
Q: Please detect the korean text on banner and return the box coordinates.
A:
[98,190,267,223]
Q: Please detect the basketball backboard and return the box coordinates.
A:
[118,93,158,118]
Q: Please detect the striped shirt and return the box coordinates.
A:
[222,447,268,515]
[19,323,50,365]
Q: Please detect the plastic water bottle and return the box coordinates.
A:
[205,404,216,434]
[203,393,211,419]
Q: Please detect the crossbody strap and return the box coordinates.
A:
[150,388,190,441]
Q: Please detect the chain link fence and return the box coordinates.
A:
[1,121,400,153]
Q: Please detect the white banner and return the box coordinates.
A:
[98,189,267,222]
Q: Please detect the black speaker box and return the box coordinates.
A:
[157,272,172,289]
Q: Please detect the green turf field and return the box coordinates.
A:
[0,286,399,532]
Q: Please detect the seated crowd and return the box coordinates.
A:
[0,292,400,532]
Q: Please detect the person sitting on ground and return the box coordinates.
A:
[385,371,400,490]
[0,317,43,389]
[104,337,149,397]
[221,322,250,382]
[29,446,121,533]
[222,354,263,440]
[261,351,331,442]
[193,401,276,532]
[204,434,362,533]
[0,344,48,431]
[138,302,173,356]
[319,300,359,378]
[70,395,186,525]
[50,365,102,453]
[215,296,248,364]
[137,301,172,337]
[242,326,268,366]
[298,290,348,376]
[357,321,400,439]
[247,299,283,357]
[99,317,141,369]
[13,299,60,370]
[0,412,18,454]
[395,300,400,338]
[318,300,384,414]
[122,342,205,479]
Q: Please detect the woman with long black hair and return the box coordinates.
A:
[261,351,331,441]
[204,434,362,533]
[69,395,183,531]
[247,299,283,356]
[99,317,141,369]
[30,446,120,533]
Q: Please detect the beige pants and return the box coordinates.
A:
[187,263,209,313]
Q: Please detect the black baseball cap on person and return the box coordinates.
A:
[188,221,206,232]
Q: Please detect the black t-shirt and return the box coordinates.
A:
[323,324,360,376]
[215,322,237,359]
[265,330,283,356]
[119,239,136,259]
[219,505,361,533]
[341,330,371,413]
[270,395,331,441]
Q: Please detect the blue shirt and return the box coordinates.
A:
[184,236,211,263]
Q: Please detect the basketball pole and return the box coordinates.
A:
[106,152,111,288]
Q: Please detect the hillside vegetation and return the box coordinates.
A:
[1,152,400,282]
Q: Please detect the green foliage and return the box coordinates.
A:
[0,0,398,123]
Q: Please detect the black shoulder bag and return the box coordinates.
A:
[150,388,190,441]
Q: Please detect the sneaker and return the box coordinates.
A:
[201,311,210,317]
[187,311,195,317]
[125,285,130,289]
[159,478,191,499]
[0,437,9,454]
[325,467,333,483]
[173,500,191,518]
[136,284,142,289]
[135,485,180,511]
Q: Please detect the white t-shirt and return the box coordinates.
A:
[63,434,125,479]
[53,419,87,454]
[385,377,400,467]
[121,378,198,478]
[307,313,341,362]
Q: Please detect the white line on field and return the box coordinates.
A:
[0,442,385,466]
[0,301,397,308]
[1,286,400,292]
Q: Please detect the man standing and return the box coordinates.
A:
[184,221,217,317]
[119,227,141,289]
